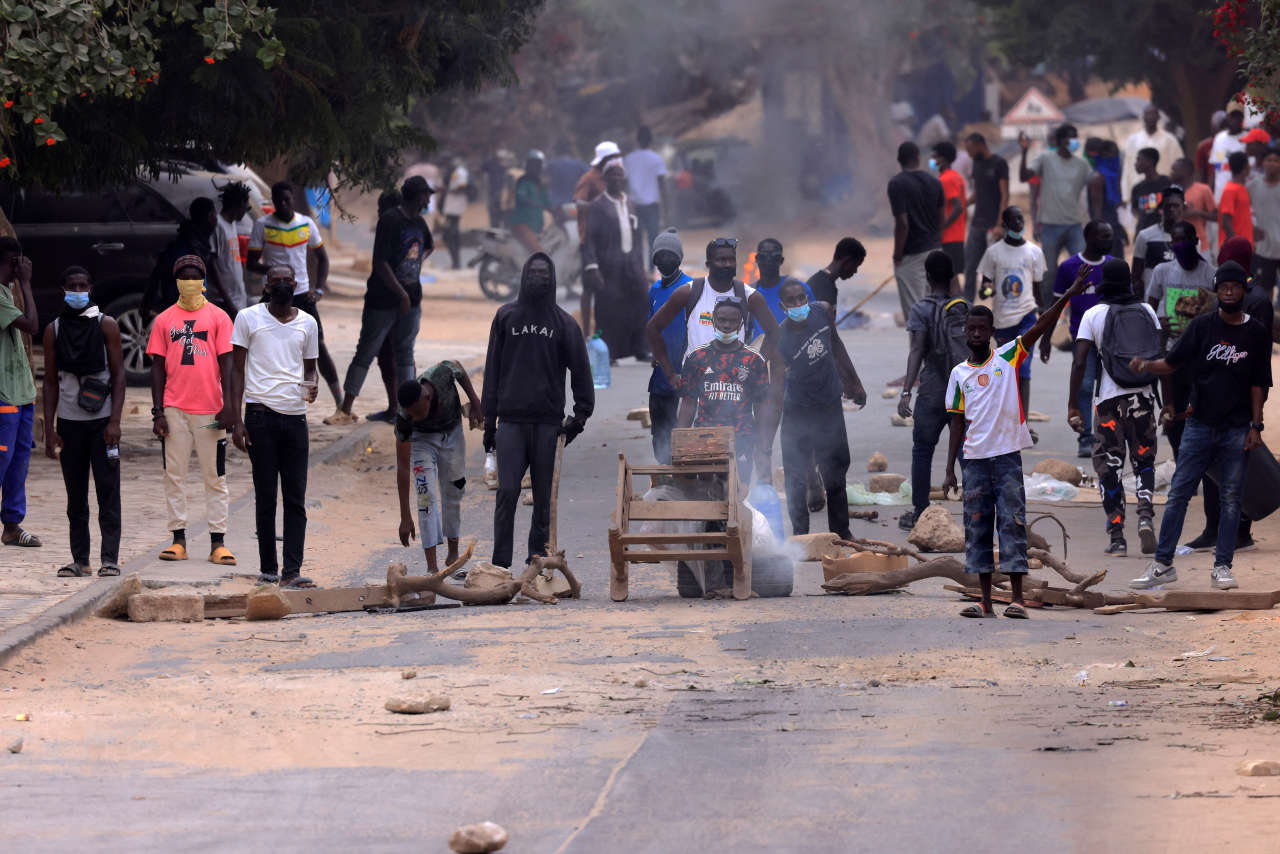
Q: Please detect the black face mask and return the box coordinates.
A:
[708,265,734,284]
[266,282,294,303]
[522,274,553,299]
[1218,295,1244,314]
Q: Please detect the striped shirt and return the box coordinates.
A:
[249,213,324,294]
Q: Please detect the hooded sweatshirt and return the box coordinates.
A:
[482,252,594,426]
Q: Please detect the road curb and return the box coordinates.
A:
[0,577,123,668]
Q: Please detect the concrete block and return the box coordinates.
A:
[127,589,204,623]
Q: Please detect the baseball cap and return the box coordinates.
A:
[401,175,433,197]
[1242,128,1271,145]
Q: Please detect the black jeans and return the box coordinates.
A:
[648,392,679,464]
[781,403,851,538]
[291,292,339,386]
[910,390,950,517]
[492,421,559,568]
[444,214,462,268]
[57,417,120,566]
[244,404,309,576]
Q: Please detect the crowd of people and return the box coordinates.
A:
[0,101,1274,616]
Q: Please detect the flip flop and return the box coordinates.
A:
[97,563,121,577]
[208,545,237,566]
[1004,603,1029,619]
[280,575,316,589]
[960,604,997,619]
[159,543,188,561]
[57,563,88,577]
[4,528,42,547]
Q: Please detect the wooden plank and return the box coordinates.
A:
[624,549,732,562]
[629,464,729,476]
[618,531,727,545]
[278,585,393,614]
[671,426,735,463]
[629,500,728,521]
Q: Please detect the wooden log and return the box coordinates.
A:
[821,555,968,595]
[1027,548,1105,592]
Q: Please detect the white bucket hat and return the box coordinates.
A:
[592,140,622,167]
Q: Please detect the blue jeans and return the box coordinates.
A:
[1155,419,1249,568]
[1038,223,1085,308]
[961,452,1028,575]
[410,423,466,550]
[911,390,949,516]
[1076,349,1099,453]
[342,303,421,400]
[0,402,34,525]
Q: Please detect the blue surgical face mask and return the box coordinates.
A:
[1067,138,1080,153]
[1006,229,1024,241]
[927,158,938,172]
[64,291,90,310]
[713,328,739,344]
[786,304,811,322]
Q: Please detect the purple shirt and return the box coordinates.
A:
[1054,253,1111,337]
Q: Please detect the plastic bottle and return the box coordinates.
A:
[588,331,611,389]
[483,452,498,489]
[747,482,785,543]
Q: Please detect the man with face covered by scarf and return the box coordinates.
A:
[482,253,594,569]
[581,160,650,360]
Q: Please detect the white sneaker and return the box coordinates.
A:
[1210,564,1239,590]
[1130,561,1177,589]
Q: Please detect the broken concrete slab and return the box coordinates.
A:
[385,695,451,714]
[907,505,964,553]
[93,573,144,619]
[868,473,907,493]
[127,588,204,623]
[787,533,843,562]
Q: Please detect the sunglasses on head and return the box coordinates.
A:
[709,238,738,250]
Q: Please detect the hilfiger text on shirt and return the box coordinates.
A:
[1206,341,1248,364]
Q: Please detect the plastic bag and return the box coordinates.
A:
[1124,458,1175,495]
[1024,472,1078,502]
[483,452,498,488]
[846,481,912,506]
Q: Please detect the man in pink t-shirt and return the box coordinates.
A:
[145,255,236,565]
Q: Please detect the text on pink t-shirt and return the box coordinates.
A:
[145,302,234,414]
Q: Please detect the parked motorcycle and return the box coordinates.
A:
[471,220,581,302]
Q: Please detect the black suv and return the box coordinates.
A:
[1,172,244,384]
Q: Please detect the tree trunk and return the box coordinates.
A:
[1163,60,1239,157]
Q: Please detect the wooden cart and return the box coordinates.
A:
[608,427,752,601]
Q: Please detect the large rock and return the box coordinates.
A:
[385,695,451,714]
[94,572,144,619]
[1032,458,1083,486]
[245,587,291,621]
[868,473,907,493]
[866,452,888,472]
[787,533,843,562]
[449,821,509,853]
[127,588,204,623]
[465,562,515,590]
[907,505,965,553]
[1237,759,1280,777]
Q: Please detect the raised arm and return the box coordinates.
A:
[1021,264,1088,350]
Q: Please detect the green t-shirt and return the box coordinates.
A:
[394,361,464,441]
[508,176,552,233]
[0,284,36,406]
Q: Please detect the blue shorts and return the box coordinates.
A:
[994,310,1036,380]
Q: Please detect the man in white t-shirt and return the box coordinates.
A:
[943,270,1088,618]
[1208,106,1246,203]
[977,205,1046,437]
[229,264,319,589]
[246,181,342,411]
[214,182,251,312]
[622,126,668,271]
[441,157,469,269]
[1068,258,1163,558]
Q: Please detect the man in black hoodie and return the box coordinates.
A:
[482,252,594,569]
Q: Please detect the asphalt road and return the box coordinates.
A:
[6,291,1274,852]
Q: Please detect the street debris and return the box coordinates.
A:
[1032,458,1084,486]
[906,505,964,553]
[127,588,204,623]
[848,510,879,521]
[1236,759,1280,776]
[626,407,652,428]
[93,572,143,619]
[866,452,888,472]
[867,473,906,493]
[5,735,22,754]
[401,670,417,680]
[384,695,451,714]
[449,821,509,853]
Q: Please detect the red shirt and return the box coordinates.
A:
[939,168,967,244]
[1218,180,1254,248]
[680,343,769,451]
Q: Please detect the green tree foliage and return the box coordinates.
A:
[1,0,544,189]
[977,0,1240,147]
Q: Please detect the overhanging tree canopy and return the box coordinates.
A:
[0,0,544,189]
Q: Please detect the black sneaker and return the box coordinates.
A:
[1104,538,1127,557]
[1138,520,1156,555]
[1182,531,1215,553]
[1236,534,1256,552]
[898,510,917,531]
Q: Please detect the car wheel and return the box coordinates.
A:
[478,256,519,302]
[104,292,152,385]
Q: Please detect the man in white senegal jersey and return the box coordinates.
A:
[941,266,1090,618]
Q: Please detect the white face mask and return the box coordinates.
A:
[713,328,739,344]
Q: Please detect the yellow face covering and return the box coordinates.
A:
[176,278,207,311]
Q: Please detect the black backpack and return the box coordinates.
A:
[1099,302,1163,389]
[685,277,755,341]
[929,296,970,371]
